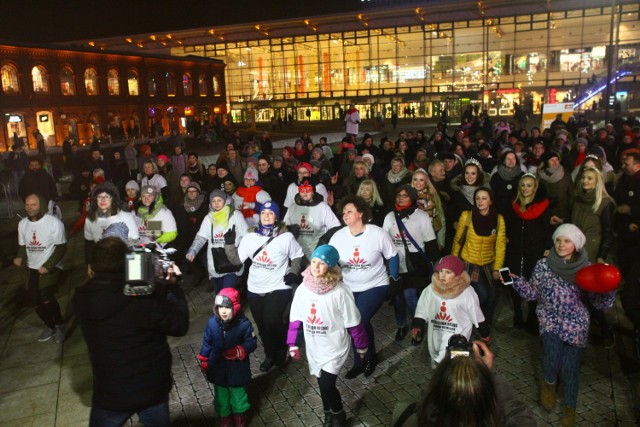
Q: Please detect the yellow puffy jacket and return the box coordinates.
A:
[451,210,506,271]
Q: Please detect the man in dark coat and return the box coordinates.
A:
[18,157,58,203]
[73,233,189,425]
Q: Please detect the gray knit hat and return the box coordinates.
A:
[102,222,129,244]
[209,189,227,202]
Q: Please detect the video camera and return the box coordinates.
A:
[123,243,176,296]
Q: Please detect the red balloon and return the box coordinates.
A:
[575,264,621,293]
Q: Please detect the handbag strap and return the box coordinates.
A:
[457,211,473,256]
[252,235,277,259]
[395,214,428,261]
[392,402,417,427]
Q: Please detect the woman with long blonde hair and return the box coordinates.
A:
[411,168,445,250]
[356,179,388,226]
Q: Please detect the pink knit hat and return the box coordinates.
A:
[435,255,465,276]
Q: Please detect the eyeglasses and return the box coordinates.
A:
[396,193,410,199]
[187,190,199,193]
[96,195,112,200]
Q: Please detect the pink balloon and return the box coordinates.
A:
[575,264,621,293]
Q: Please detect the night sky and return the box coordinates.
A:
[1,0,362,43]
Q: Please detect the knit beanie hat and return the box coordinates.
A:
[297,162,313,174]
[244,167,259,181]
[215,288,241,319]
[186,182,201,193]
[259,200,280,220]
[552,224,586,251]
[362,153,375,165]
[156,154,170,164]
[310,245,340,268]
[395,184,418,205]
[140,185,157,197]
[125,180,140,192]
[435,255,465,276]
[209,189,227,202]
[102,222,129,244]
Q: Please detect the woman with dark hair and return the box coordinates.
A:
[449,159,490,225]
[329,195,399,378]
[109,150,131,196]
[490,150,524,215]
[451,187,506,341]
[173,182,209,278]
[504,174,551,332]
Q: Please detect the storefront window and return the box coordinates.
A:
[84,68,99,95]
[32,66,49,94]
[127,69,139,96]
[2,64,20,94]
[107,69,120,95]
[148,73,157,97]
[198,74,207,96]
[182,73,192,96]
[166,72,176,96]
[60,66,75,96]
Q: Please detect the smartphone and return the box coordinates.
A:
[499,267,513,285]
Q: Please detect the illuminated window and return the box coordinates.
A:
[32,66,49,94]
[148,73,157,96]
[213,75,221,96]
[198,74,207,96]
[107,69,120,95]
[84,68,99,95]
[182,73,192,96]
[1,64,20,94]
[60,66,75,96]
[127,69,139,95]
[166,72,176,96]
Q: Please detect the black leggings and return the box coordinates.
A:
[248,289,292,360]
[317,370,342,413]
[28,269,63,328]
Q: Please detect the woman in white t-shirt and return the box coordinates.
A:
[329,195,399,379]
[134,185,178,246]
[226,201,305,373]
[288,245,368,427]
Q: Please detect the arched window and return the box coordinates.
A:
[127,69,139,96]
[213,75,221,96]
[148,73,157,96]
[198,74,207,96]
[60,66,75,96]
[32,66,49,94]
[84,68,99,95]
[107,69,120,95]
[182,73,192,96]
[1,64,20,94]
[165,72,176,96]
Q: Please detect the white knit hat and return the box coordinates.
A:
[552,224,586,251]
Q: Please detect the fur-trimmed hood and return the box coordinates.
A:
[430,270,471,299]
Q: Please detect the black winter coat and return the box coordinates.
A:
[73,273,189,411]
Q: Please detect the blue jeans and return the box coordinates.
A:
[210,274,238,294]
[393,288,418,328]
[89,400,169,427]
[541,333,584,408]
[351,285,389,367]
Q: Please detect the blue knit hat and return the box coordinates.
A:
[310,245,340,268]
[102,222,129,244]
[259,200,280,220]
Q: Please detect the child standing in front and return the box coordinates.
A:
[411,255,485,368]
[197,288,257,427]
[287,245,368,427]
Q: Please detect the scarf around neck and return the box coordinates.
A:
[471,205,498,236]
[546,247,589,285]
[210,205,231,229]
[184,194,205,213]
[302,267,341,295]
[431,271,470,299]
[538,165,564,184]
[497,165,522,182]
[512,198,549,220]
[387,167,409,184]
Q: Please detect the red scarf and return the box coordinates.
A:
[573,152,586,169]
[394,203,412,212]
[236,186,262,218]
[512,198,549,220]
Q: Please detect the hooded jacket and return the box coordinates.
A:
[72,272,189,411]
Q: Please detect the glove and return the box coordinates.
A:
[410,328,423,346]
[289,346,301,361]
[288,224,300,239]
[387,276,402,301]
[356,347,368,362]
[223,345,247,361]
[224,225,236,245]
[197,354,209,372]
[284,273,302,288]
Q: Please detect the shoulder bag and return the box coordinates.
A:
[395,215,434,288]
[210,223,242,274]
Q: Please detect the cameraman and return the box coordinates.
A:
[73,224,189,427]
[391,339,536,427]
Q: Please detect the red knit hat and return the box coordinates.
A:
[435,255,465,276]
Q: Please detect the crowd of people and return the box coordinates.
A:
[9,109,640,426]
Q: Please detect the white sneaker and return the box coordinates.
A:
[53,324,66,344]
[38,328,55,342]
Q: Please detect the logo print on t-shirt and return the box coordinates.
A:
[435,301,453,322]
[347,247,366,265]
[30,232,41,247]
[307,303,323,325]
[255,250,272,264]
[299,215,311,230]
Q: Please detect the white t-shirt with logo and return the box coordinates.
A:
[284,202,340,258]
[19,214,66,269]
[237,231,304,294]
[284,183,329,208]
[329,225,398,293]
[141,174,167,192]
[290,282,361,376]
[84,210,140,242]
[414,285,484,367]
[195,210,249,278]
[382,210,436,273]
[135,207,177,245]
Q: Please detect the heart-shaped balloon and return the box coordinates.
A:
[575,263,621,293]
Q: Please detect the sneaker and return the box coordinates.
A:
[259,357,274,372]
[38,328,55,342]
[53,324,66,344]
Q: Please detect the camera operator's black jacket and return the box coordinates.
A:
[73,272,189,412]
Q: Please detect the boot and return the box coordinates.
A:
[559,406,576,427]
[220,415,233,427]
[540,381,556,411]
[331,410,346,427]
[322,411,332,427]
[233,412,249,427]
